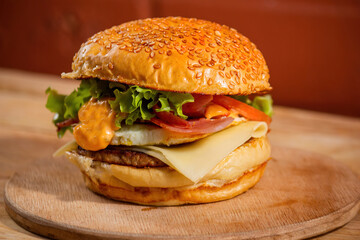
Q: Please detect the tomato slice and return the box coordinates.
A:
[153,105,191,127]
[151,116,233,134]
[212,95,272,125]
[182,94,213,118]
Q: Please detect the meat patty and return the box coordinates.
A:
[77,146,166,168]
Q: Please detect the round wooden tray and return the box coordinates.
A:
[4,146,360,239]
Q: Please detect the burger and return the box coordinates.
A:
[46,17,273,206]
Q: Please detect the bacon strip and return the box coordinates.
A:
[56,118,79,131]
[182,94,213,118]
[151,116,233,134]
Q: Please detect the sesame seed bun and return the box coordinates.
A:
[65,137,270,206]
[62,17,271,95]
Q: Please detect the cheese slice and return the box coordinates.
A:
[53,140,78,157]
[129,121,268,183]
[56,121,268,185]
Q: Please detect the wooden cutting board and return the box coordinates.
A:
[4,146,360,240]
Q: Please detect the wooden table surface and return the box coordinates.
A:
[0,68,359,239]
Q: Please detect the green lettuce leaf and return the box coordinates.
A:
[46,78,272,138]
[252,95,273,117]
[45,87,66,117]
[45,87,68,138]
[46,79,102,137]
[109,86,194,127]
[46,79,195,137]
[158,91,194,118]
[231,94,273,117]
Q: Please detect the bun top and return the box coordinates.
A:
[62,17,271,95]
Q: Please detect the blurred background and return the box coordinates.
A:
[0,0,359,117]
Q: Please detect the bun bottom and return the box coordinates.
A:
[82,161,267,206]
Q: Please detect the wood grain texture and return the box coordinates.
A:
[4,147,360,239]
[0,68,360,239]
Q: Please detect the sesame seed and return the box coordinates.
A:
[199,59,206,65]
[79,17,269,92]
[108,62,114,69]
[239,55,247,60]
[188,54,195,60]
[219,72,225,77]
[210,58,217,64]
[153,63,161,69]
[208,43,216,48]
